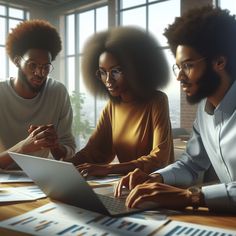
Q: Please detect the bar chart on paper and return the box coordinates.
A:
[0,202,168,236]
[158,220,236,236]
[0,185,46,202]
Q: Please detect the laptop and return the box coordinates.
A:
[9,152,147,217]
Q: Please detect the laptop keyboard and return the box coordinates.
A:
[97,194,129,213]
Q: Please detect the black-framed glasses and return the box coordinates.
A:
[96,67,123,81]
[21,57,54,76]
[172,57,206,77]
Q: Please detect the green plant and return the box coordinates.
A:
[70,91,93,148]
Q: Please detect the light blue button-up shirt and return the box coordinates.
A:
[155,81,236,212]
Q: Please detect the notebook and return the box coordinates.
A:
[9,152,147,217]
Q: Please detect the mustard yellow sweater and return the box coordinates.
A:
[77,91,174,173]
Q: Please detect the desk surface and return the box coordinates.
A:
[0,183,235,235]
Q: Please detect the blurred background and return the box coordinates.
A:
[0,0,235,150]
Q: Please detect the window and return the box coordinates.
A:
[217,0,236,14]
[64,0,181,149]
[0,4,29,80]
[118,0,181,128]
[65,5,108,149]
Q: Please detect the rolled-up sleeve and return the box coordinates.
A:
[154,120,211,187]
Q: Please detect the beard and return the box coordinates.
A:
[186,64,221,105]
[18,69,46,93]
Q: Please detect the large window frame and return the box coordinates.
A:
[117,0,181,128]
[64,3,109,149]
[0,4,29,80]
[64,0,181,149]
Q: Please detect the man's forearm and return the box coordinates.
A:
[0,141,31,169]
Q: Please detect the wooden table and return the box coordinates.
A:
[0,183,235,235]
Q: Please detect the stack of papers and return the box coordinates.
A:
[87,175,121,187]
[0,185,46,202]
[0,170,33,183]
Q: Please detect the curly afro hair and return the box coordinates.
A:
[81,26,169,101]
[6,19,62,61]
[164,5,236,78]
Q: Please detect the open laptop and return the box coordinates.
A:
[9,152,149,217]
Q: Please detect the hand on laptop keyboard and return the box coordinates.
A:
[114,185,130,198]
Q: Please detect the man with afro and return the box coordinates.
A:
[0,19,75,169]
[115,6,236,213]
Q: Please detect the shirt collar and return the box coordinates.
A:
[204,80,236,116]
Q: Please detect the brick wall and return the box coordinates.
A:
[180,92,197,132]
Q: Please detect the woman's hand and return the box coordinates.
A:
[76,163,111,177]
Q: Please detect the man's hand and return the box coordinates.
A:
[76,163,111,177]
[114,168,162,197]
[125,182,191,209]
[21,124,59,153]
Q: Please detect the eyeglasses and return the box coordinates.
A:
[21,57,54,76]
[96,67,123,82]
[172,57,206,77]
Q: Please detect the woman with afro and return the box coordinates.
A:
[70,26,174,177]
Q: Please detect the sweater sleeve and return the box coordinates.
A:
[55,85,76,159]
[75,102,116,164]
[134,92,174,173]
